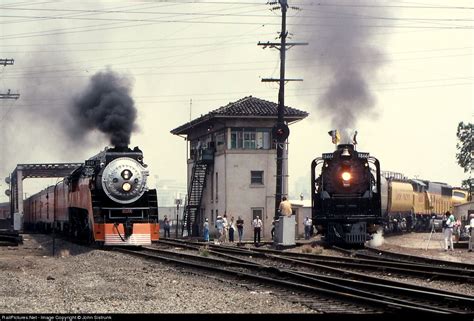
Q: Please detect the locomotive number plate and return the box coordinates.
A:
[122,209,133,214]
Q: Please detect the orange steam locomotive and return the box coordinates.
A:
[23,146,159,246]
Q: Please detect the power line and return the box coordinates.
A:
[3,6,473,22]
[3,52,471,79]
[9,75,472,103]
[299,2,474,10]
[0,14,471,38]
[8,80,472,108]
[0,5,265,40]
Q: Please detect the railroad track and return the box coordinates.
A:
[116,239,474,314]
[329,246,474,281]
[335,246,474,271]
[0,230,23,246]
[115,246,377,314]
[162,239,473,282]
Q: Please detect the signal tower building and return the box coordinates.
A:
[171,96,308,240]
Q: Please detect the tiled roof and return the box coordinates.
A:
[171,96,308,135]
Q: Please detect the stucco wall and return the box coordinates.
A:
[200,149,278,241]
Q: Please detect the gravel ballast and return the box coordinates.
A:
[0,234,314,314]
[1,233,472,314]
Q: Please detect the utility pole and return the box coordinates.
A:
[0,58,20,100]
[259,0,307,220]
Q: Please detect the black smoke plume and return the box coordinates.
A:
[71,69,137,148]
[294,1,390,142]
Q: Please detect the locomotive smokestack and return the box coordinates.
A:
[71,68,137,148]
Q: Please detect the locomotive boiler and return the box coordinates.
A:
[23,146,159,246]
[311,144,383,244]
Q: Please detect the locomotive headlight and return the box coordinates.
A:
[122,182,132,192]
[341,172,351,181]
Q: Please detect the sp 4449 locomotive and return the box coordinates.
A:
[23,146,159,246]
[311,144,383,245]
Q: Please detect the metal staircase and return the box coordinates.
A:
[182,162,210,237]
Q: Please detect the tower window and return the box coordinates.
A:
[251,171,264,185]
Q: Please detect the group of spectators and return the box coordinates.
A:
[212,214,244,244]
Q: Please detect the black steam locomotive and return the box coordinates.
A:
[311,144,382,245]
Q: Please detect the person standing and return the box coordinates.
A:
[278,196,292,217]
[228,216,235,243]
[215,215,225,244]
[252,215,263,246]
[203,218,210,242]
[443,211,455,251]
[468,213,474,252]
[222,214,229,243]
[303,216,313,240]
[271,219,275,240]
[163,215,170,238]
[406,214,413,233]
[196,139,202,161]
[236,216,244,244]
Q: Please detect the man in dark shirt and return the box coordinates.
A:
[236,216,244,244]
[163,215,170,238]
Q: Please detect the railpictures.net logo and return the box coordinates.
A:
[1,316,112,321]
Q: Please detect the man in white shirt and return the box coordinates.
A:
[303,216,313,240]
[222,214,229,243]
[252,216,263,246]
[444,211,455,251]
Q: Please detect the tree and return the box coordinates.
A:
[456,122,472,195]
[456,122,472,173]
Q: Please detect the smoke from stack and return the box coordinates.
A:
[294,1,390,142]
[71,69,137,148]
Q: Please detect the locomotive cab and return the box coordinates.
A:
[311,144,382,245]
